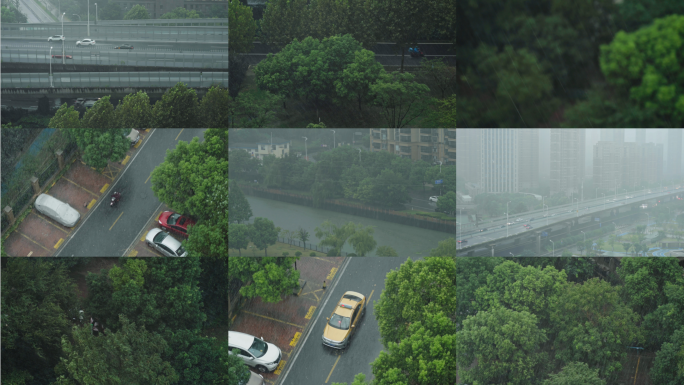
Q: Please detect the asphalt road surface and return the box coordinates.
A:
[279,257,408,385]
[56,128,207,257]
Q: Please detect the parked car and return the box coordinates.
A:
[52,55,73,59]
[48,35,65,41]
[74,98,86,106]
[238,371,264,385]
[76,38,96,46]
[158,211,196,238]
[480,228,488,232]
[126,129,141,147]
[114,44,134,49]
[322,291,366,349]
[145,229,188,257]
[229,331,282,373]
[34,193,80,227]
[457,240,467,244]
[429,196,439,202]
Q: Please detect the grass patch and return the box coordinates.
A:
[229,240,327,257]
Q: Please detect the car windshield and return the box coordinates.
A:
[329,313,351,330]
[248,338,268,358]
[153,231,168,244]
[169,213,181,225]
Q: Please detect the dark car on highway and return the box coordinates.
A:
[52,55,73,59]
[115,44,134,49]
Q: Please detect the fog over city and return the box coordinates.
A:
[456,129,684,258]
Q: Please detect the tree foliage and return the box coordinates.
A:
[151,83,200,128]
[374,257,457,348]
[457,306,549,385]
[227,257,300,303]
[229,0,257,54]
[599,14,684,127]
[369,71,430,128]
[114,91,153,129]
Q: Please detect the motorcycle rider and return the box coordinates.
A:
[111,191,121,205]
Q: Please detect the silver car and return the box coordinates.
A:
[238,371,264,385]
[34,193,80,227]
[145,229,187,257]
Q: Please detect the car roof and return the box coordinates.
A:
[160,233,183,250]
[228,331,257,349]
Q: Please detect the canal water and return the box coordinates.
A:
[244,196,456,257]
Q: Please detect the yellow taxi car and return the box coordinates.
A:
[322,291,366,349]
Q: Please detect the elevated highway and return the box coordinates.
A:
[457,186,684,257]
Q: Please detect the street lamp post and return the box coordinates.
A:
[581,231,586,256]
[550,240,554,257]
[61,13,66,64]
[612,222,617,252]
[302,137,307,161]
[95,3,98,25]
[49,46,54,87]
[330,130,335,149]
[544,204,548,226]
[507,201,511,237]
[574,198,578,217]
[87,0,90,37]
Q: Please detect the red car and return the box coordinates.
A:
[158,211,196,238]
[52,55,73,59]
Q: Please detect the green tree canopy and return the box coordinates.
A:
[549,278,642,382]
[541,361,606,385]
[228,0,257,54]
[599,14,684,127]
[160,7,201,19]
[123,4,150,19]
[374,257,457,348]
[81,96,117,128]
[457,306,549,385]
[151,83,200,128]
[649,326,684,385]
[250,217,280,257]
[227,257,300,303]
[617,257,684,316]
[114,91,153,129]
[49,104,82,128]
[369,71,430,128]
[371,311,457,385]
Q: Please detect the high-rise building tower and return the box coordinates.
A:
[518,129,539,190]
[635,129,646,144]
[550,129,585,196]
[481,129,518,193]
[666,129,682,178]
[456,129,482,184]
[600,129,625,143]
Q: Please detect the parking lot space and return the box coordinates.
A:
[3,131,147,257]
[229,257,347,382]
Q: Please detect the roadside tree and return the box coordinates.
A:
[457,307,549,385]
[541,361,605,385]
[228,180,253,224]
[81,96,117,128]
[369,71,430,128]
[228,0,257,54]
[418,58,457,99]
[199,86,231,128]
[114,91,153,129]
[49,104,81,128]
[375,246,398,256]
[371,311,457,385]
[649,326,684,385]
[228,224,250,256]
[260,0,309,49]
[334,49,386,112]
[123,4,150,19]
[429,237,456,257]
[250,217,280,257]
[374,257,457,347]
[227,256,300,303]
[151,83,200,128]
[549,278,642,382]
[160,7,201,19]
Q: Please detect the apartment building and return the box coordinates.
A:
[550,128,585,197]
[228,138,290,161]
[369,129,456,165]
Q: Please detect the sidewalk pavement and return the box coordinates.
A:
[229,256,347,384]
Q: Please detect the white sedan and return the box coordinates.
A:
[76,38,96,46]
[429,196,439,202]
[34,193,80,227]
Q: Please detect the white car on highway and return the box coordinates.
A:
[429,196,439,202]
[48,35,65,42]
[76,38,96,46]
